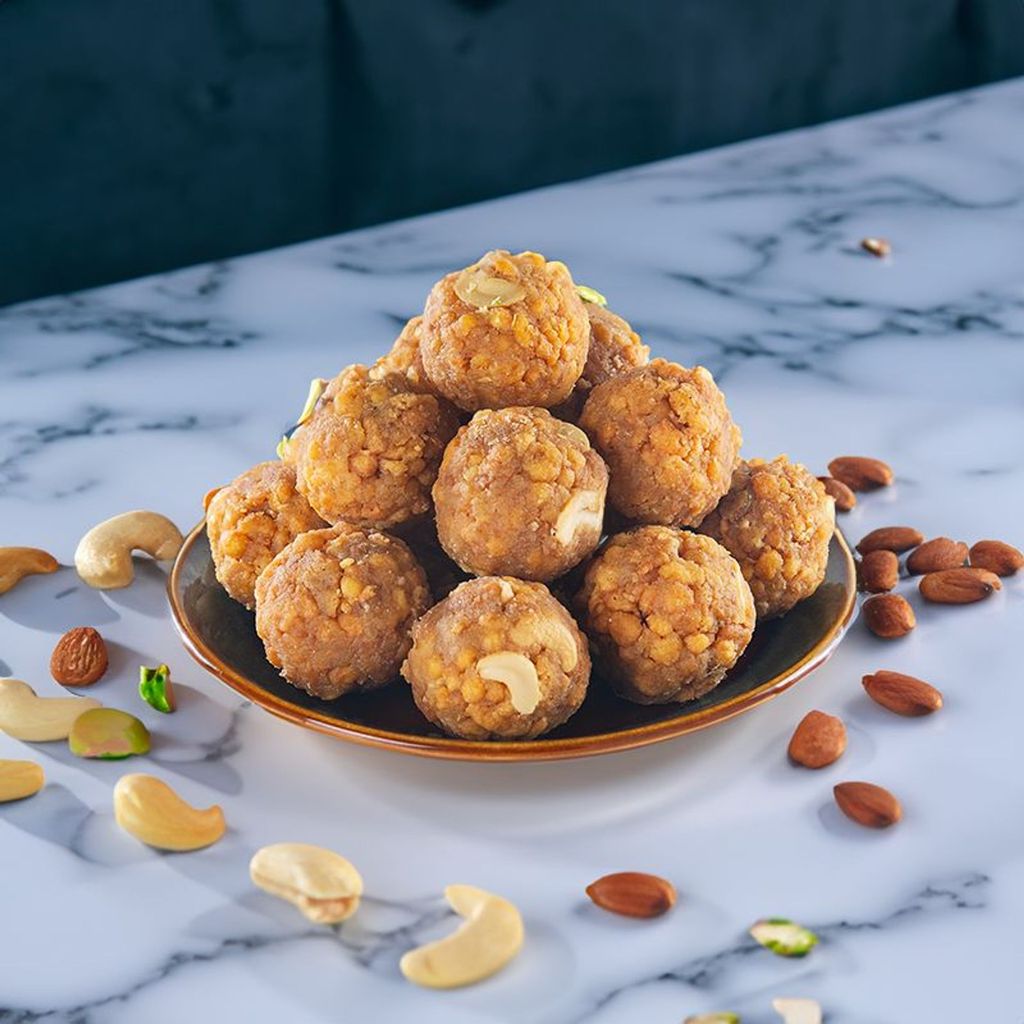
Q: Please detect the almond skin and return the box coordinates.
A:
[862,671,943,717]
[585,872,676,919]
[856,526,924,555]
[787,710,846,768]
[906,537,967,575]
[862,594,915,638]
[969,539,1023,577]
[50,627,108,687]
[834,781,902,828]
[828,456,893,492]
[817,475,856,512]
[858,550,899,593]
[919,567,1001,605]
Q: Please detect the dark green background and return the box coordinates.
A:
[2,0,1022,307]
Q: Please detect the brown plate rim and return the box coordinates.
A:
[167,522,857,762]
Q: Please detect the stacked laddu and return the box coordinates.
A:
[206,249,836,740]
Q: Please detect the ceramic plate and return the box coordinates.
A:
[168,523,856,762]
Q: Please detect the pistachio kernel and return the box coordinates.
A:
[139,664,176,713]
[296,377,327,426]
[68,708,150,760]
[453,267,527,311]
[276,435,290,460]
[576,284,608,306]
[749,917,819,957]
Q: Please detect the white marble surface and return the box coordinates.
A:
[3,79,1024,1022]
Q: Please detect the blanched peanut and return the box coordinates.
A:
[250,843,363,923]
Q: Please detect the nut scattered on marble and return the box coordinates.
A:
[400,884,524,989]
[69,708,150,760]
[833,781,902,828]
[113,773,226,851]
[50,627,108,687]
[585,871,677,918]
[74,510,184,589]
[575,283,608,306]
[476,652,541,715]
[139,664,176,713]
[827,456,893,492]
[685,1015,740,1024]
[749,918,819,957]
[817,475,856,511]
[0,759,45,803]
[0,546,59,595]
[856,525,923,555]
[857,550,898,593]
[906,537,968,575]
[773,997,822,1024]
[860,236,891,258]
[919,567,1001,604]
[862,594,915,638]
[453,267,527,311]
[787,710,846,769]
[969,539,1023,577]
[862,670,943,717]
[250,843,363,923]
[0,678,102,742]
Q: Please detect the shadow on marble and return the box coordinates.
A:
[0,567,120,632]
[0,656,10,676]
[101,560,174,619]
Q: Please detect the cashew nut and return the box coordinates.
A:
[0,759,45,802]
[400,884,524,989]
[509,616,579,672]
[0,678,102,741]
[772,998,822,1024]
[74,511,184,589]
[0,547,59,595]
[250,842,363,923]
[113,773,226,851]
[453,268,526,310]
[554,490,604,547]
[476,652,541,714]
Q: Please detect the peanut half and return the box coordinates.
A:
[453,268,526,311]
[400,884,524,989]
[113,773,225,851]
[250,843,363,924]
[0,547,59,595]
[0,759,45,802]
[0,678,102,741]
[476,652,541,714]
[74,510,184,589]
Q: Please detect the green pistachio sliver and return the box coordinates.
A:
[139,664,176,714]
[576,284,608,306]
[296,377,327,427]
[749,917,819,957]
[685,1014,740,1024]
[276,435,291,460]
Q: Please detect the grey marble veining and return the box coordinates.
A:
[2,79,1024,1022]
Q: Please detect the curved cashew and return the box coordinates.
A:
[250,842,363,923]
[772,998,821,1024]
[400,884,524,989]
[74,511,184,589]
[0,759,45,802]
[554,490,604,547]
[0,678,102,741]
[113,773,225,851]
[0,547,59,595]
[476,652,541,714]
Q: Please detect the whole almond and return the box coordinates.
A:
[862,594,915,638]
[969,539,1023,577]
[906,537,967,575]
[862,670,943,716]
[827,456,893,492]
[787,710,846,768]
[817,475,856,512]
[585,871,676,918]
[858,550,899,593]
[856,526,924,555]
[833,781,902,828]
[919,567,1001,605]
[50,627,108,687]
